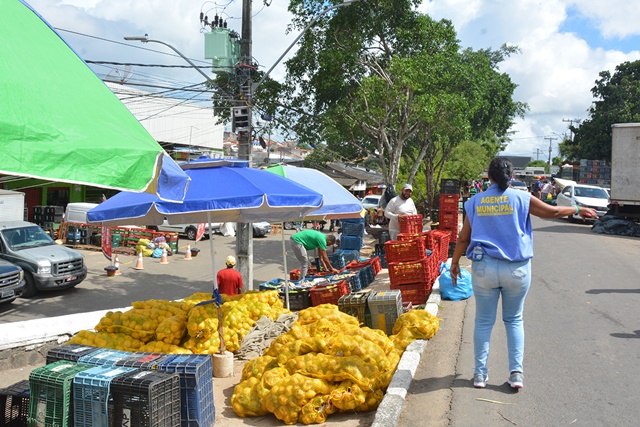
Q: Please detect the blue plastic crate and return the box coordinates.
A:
[341,235,363,251]
[73,365,137,427]
[327,253,346,269]
[335,249,360,264]
[157,354,215,427]
[341,217,365,225]
[77,349,132,367]
[341,221,365,236]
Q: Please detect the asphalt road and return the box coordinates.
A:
[398,215,640,426]
[0,229,320,323]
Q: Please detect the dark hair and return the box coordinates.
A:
[488,157,513,191]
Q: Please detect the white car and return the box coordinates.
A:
[148,220,272,239]
[361,195,382,211]
[510,180,529,192]
[555,184,609,221]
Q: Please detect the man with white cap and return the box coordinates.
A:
[384,183,417,240]
[216,255,243,296]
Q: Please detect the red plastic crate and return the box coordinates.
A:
[309,281,349,306]
[431,230,451,262]
[369,256,381,275]
[390,282,432,305]
[385,239,426,263]
[438,226,458,243]
[438,215,458,228]
[439,194,460,207]
[388,257,432,286]
[398,214,423,235]
[398,233,421,242]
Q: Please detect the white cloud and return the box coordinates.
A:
[568,0,640,39]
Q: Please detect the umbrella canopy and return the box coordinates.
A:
[264,164,363,219]
[0,0,189,202]
[87,159,324,226]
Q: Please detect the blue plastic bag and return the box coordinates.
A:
[439,262,473,301]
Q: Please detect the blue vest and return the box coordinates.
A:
[464,183,533,261]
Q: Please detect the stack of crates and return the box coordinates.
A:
[28,360,94,427]
[157,354,215,427]
[424,230,451,264]
[1,380,30,427]
[327,252,346,269]
[340,218,365,251]
[77,348,132,367]
[338,290,372,327]
[73,365,138,426]
[109,369,182,427]
[367,290,402,335]
[438,192,460,242]
[386,236,437,304]
[46,344,98,364]
[114,352,173,370]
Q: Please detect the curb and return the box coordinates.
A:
[371,277,442,427]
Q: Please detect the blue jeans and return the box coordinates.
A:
[472,256,531,376]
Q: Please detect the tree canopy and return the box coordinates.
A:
[560,60,640,161]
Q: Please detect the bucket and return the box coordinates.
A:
[104,266,118,277]
[190,247,200,257]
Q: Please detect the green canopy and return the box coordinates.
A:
[0,0,189,201]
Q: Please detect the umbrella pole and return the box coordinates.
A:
[282,222,290,310]
[208,212,227,354]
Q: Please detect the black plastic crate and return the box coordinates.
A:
[279,288,311,311]
[157,354,215,427]
[110,369,181,427]
[46,344,98,364]
[440,178,460,194]
[114,352,173,370]
[341,221,364,236]
[1,380,29,427]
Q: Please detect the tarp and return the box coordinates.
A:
[0,0,189,202]
[264,164,363,219]
[553,177,576,191]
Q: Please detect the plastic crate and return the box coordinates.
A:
[341,221,365,236]
[1,380,30,427]
[157,354,215,427]
[342,270,362,292]
[340,235,363,251]
[439,194,460,207]
[327,253,346,269]
[309,281,349,306]
[334,249,360,264]
[46,344,98,364]
[338,290,371,325]
[440,179,460,194]
[431,230,451,263]
[398,214,423,235]
[390,282,432,305]
[109,369,181,427]
[73,365,137,427]
[388,257,432,286]
[384,239,426,263]
[279,287,312,311]
[367,290,402,335]
[77,348,132,367]
[114,352,173,370]
[28,360,93,427]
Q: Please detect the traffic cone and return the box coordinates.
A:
[159,248,169,265]
[114,255,122,275]
[134,252,145,270]
[184,244,192,261]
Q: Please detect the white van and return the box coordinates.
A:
[64,203,99,224]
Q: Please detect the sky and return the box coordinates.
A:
[25,0,640,160]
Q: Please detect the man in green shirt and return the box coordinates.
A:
[290,229,339,279]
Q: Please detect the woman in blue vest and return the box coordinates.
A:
[449,157,597,390]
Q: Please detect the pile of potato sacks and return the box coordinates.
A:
[231,304,439,424]
[68,290,289,354]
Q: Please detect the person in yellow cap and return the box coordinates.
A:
[216,255,243,295]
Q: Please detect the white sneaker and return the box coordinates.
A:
[473,373,488,388]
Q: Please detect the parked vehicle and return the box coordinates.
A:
[361,194,382,211]
[0,190,26,221]
[149,220,272,239]
[0,260,25,305]
[0,221,87,297]
[509,180,529,192]
[556,184,609,222]
[609,124,640,220]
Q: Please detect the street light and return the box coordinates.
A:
[252,0,360,93]
[123,36,214,84]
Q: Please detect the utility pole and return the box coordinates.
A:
[533,148,543,161]
[562,118,581,141]
[236,0,253,289]
[544,136,557,169]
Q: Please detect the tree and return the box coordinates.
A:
[562,60,640,161]
[526,160,549,173]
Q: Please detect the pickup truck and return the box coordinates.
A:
[0,260,25,305]
[0,221,87,297]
